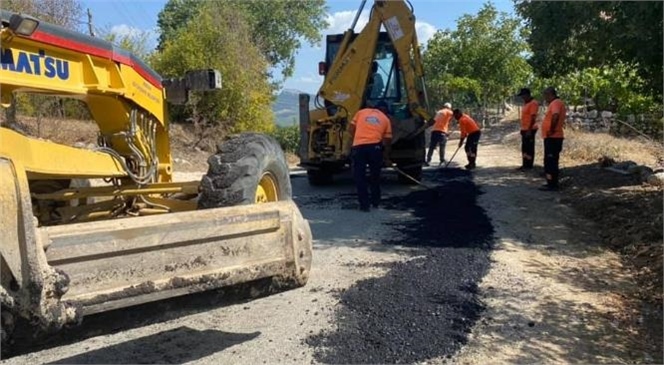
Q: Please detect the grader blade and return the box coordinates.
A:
[0,157,312,336]
[44,200,312,315]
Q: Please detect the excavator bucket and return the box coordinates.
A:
[0,158,312,335]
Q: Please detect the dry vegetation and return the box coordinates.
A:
[1,116,300,173]
[499,115,663,349]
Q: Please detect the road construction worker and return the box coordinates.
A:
[516,88,539,171]
[453,109,481,170]
[348,101,393,211]
[425,102,453,166]
[540,87,566,191]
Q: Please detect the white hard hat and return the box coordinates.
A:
[443,102,452,109]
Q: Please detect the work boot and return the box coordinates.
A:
[359,206,370,212]
[538,182,559,191]
[423,161,430,167]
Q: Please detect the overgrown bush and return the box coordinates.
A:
[271,125,300,154]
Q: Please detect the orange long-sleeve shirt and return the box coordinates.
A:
[458,114,480,138]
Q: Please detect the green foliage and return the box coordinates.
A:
[2,0,82,29]
[271,125,300,154]
[424,3,531,110]
[156,0,200,51]
[152,1,275,148]
[156,0,328,81]
[104,28,154,60]
[530,62,661,116]
[235,0,328,80]
[515,1,663,96]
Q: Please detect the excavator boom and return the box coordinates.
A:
[299,0,432,184]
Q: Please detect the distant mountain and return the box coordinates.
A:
[273,89,316,127]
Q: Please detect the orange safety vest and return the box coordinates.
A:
[351,108,393,146]
[541,99,566,138]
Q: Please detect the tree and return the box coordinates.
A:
[235,0,328,80]
[424,3,531,113]
[104,28,154,60]
[155,0,199,51]
[152,1,275,150]
[515,1,663,97]
[2,0,83,29]
[156,0,328,81]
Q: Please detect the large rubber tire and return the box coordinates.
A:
[397,164,423,185]
[198,133,291,208]
[307,169,334,186]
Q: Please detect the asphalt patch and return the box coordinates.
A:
[307,168,495,364]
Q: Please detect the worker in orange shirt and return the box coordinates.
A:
[425,102,453,166]
[348,101,393,211]
[540,87,566,191]
[516,88,539,171]
[452,109,481,170]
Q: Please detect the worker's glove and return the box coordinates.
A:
[383,159,394,167]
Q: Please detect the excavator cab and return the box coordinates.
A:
[300,0,429,185]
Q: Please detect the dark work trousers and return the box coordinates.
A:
[464,131,481,167]
[520,129,537,168]
[351,143,384,209]
[427,131,448,163]
[544,138,564,187]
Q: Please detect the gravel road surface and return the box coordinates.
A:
[3,131,653,364]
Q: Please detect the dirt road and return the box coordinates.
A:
[3,130,657,364]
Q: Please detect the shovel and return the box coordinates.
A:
[393,166,439,197]
[444,145,462,168]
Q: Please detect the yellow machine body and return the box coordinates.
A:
[0,10,312,345]
[299,0,433,182]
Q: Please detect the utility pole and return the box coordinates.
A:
[87,8,95,37]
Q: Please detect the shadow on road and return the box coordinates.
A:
[9,278,277,359]
[47,327,259,364]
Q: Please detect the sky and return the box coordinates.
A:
[82,0,516,94]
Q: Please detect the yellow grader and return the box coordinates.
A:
[0,10,312,350]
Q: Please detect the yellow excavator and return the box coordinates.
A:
[0,10,312,350]
[298,0,433,185]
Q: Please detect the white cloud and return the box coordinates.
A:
[299,74,324,84]
[324,10,437,45]
[110,24,143,38]
[415,22,437,45]
[325,10,370,35]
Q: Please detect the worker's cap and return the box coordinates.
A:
[516,88,531,97]
[443,102,452,109]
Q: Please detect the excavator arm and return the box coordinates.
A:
[319,0,432,123]
[300,0,433,177]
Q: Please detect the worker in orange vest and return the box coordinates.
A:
[452,109,481,170]
[516,88,539,171]
[425,102,453,166]
[348,101,393,211]
[540,87,566,191]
